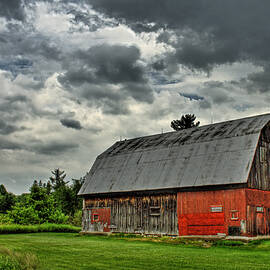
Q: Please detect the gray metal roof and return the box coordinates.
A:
[79,113,270,195]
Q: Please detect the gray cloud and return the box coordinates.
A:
[0,137,79,156]
[60,44,146,85]
[0,0,25,21]
[33,141,79,156]
[58,44,154,114]
[88,0,270,74]
[60,118,83,130]
[0,138,22,150]
[0,119,25,135]
[68,9,119,32]
[200,81,234,105]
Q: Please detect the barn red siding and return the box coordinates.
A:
[177,189,247,236]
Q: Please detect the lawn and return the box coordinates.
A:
[1,233,270,269]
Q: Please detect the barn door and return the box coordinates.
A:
[90,208,111,232]
[178,213,225,236]
[247,205,270,236]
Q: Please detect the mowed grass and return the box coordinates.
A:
[1,233,270,270]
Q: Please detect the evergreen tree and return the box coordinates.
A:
[0,184,15,213]
[50,168,68,190]
[171,114,200,131]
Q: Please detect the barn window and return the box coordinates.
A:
[256,206,264,212]
[210,206,223,212]
[230,210,239,220]
[93,214,99,222]
[150,206,161,216]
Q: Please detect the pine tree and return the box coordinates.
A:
[50,168,68,190]
[171,114,200,131]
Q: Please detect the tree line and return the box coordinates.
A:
[0,169,84,226]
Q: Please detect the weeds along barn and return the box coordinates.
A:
[78,113,270,236]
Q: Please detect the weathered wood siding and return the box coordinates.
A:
[246,189,270,236]
[248,124,270,190]
[83,194,178,235]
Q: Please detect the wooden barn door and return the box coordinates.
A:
[247,205,270,235]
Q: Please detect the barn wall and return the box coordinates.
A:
[177,189,247,236]
[246,189,270,236]
[83,194,178,235]
[248,125,270,190]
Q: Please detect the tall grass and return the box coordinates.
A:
[0,223,80,234]
[0,247,39,270]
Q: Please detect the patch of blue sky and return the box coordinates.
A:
[0,59,32,76]
[179,92,204,101]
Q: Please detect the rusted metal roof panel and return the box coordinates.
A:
[79,114,270,195]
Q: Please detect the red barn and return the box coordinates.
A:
[79,113,270,236]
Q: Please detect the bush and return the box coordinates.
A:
[7,205,40,225]
[0,214,13,225]
[0,223,81,234]
[48,209,69,224]
[69,210,82,226]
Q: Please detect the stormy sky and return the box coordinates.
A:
[1,0,270,194]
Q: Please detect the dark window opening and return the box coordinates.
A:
[150,206,161,216]
[93,214,99,222]
[228,226,241,236]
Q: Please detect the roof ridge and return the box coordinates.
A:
[115,113,270,143]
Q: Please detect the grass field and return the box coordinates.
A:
[1,233,270,269]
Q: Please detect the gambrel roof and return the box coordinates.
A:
[79,113,270,195]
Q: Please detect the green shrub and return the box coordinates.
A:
[0,223,80,234]
[7,205,40,225]
[48,209,69,224]
[0,214,13,225]
[69,210,82,226]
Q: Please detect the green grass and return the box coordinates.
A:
[0,224,80,234]
[0,233,270,269]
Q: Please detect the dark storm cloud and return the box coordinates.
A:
[58,44,154,114]
[0,0,25,21]
[87,0,270,73]
[33,141,79,156]
[62,44,146,85]
[60,119,83,130]
[0,136,79,156]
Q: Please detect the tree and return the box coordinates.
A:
[0,184,15,213]
[50,169,68,190]
[171,114,200,131]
